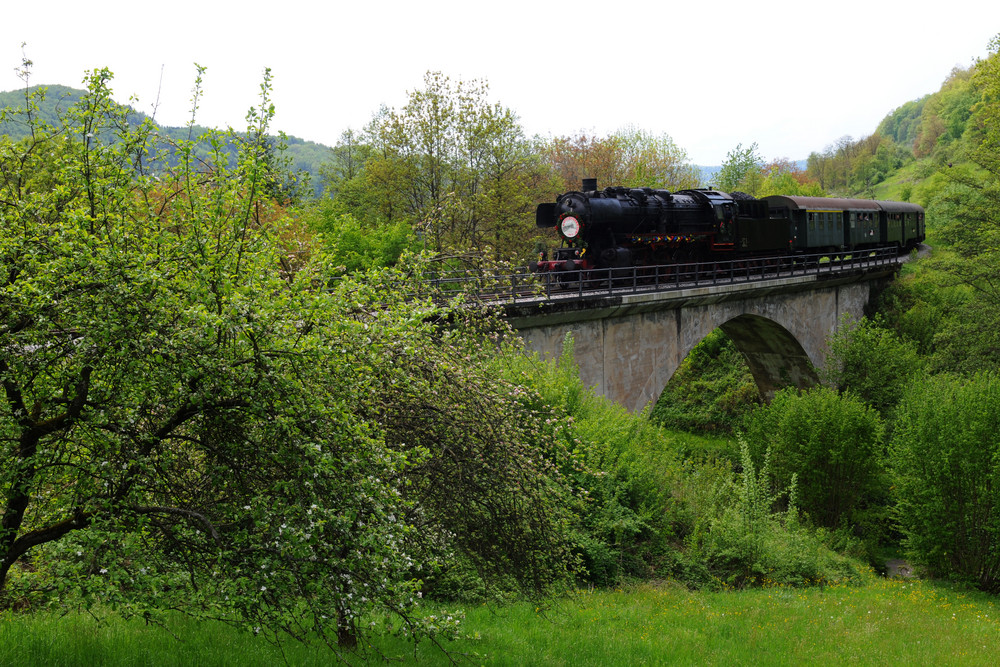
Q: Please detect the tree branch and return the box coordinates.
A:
[128,505,223,546]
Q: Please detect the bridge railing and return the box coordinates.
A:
[418,247,902,304]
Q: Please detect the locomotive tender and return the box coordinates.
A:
[534,178,924,275]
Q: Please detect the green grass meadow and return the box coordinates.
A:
[5,578,999,666]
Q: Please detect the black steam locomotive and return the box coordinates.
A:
[534,178,924,275]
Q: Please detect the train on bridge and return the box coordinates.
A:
[534,179,924,278]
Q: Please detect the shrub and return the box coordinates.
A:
[743,387,886,531]
[890,373,1000,591]
[505,336,687,585]
[650,329,761,434]
[505,338,871,591]
[301,202,419,272]
[823,315,924,421]
[691,441,865,588]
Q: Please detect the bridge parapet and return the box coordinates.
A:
[425,247,902,307]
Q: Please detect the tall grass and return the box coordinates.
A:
[6,579,999,665]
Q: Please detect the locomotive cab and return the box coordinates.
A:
[714,200,737,244]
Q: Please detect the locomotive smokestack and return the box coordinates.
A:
[582,178,597,192]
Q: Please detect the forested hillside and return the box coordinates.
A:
[659,35,1000,599]
[0,84,329,197]
[802,61,986,203]
[657,38,1000,431]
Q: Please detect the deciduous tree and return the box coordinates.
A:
[743,387,885,530]
[928,34,1000,370]
[354,72,548,258]
[0,65,573,654]
[541,127,699,193]
[715,142,764,195]
[891,373,1000,591]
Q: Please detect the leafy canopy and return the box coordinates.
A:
[0,65,574,654]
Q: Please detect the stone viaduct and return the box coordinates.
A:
[504,267,896,412]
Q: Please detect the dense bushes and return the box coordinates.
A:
[743,387,885,531]
[499,336,870,592]
[614,278,1000,591]
[690,441,862,587]
[890,373,1000,591]
[505,337,684,586]
[823,316,924,419]
[650,329,760,435]
[299,199,419,272]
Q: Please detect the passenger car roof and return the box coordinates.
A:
[762,195,882,211]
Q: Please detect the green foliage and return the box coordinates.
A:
[352,72,548,259]
[806,133,910,197]
[701,440,796,583]
[756,160,826,198]
[873,264,945,356]
[933,39,1000,274]
[505,336,685,586]
[298,200,418,272]
[884,36,1000,375]
[715,142,764,195]
[891,373,1000,591]
[871,252,982,371]
[505,335,865,592]
[0,66,576,654]
[0,85,86,138]
[540,127,701,194]
[691,441,864,587]
[611,126,701,189]
[823,315,925,420]
[875,252,1000,379]
[877,95,930,149]
[317,128,372,200]
[868,37,1000,213]
[650,329,760,435]
[912,67,977,160]
[743,387,886,533]
[0,82,327,198]
[930,301,1000,374]
[711,146,827,198]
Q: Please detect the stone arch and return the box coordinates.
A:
[656,314,819,410]
[510,277,883,412]
[718,314,819,401]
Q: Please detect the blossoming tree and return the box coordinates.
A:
[0,65,572,654]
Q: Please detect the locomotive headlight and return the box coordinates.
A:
[560,215,581,239]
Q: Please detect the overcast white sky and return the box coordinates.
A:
[2,1,997,165]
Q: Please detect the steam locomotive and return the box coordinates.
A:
[534,178,924,276]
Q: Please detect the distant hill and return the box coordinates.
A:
[0,84,332,197]
[0,85,87,133]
